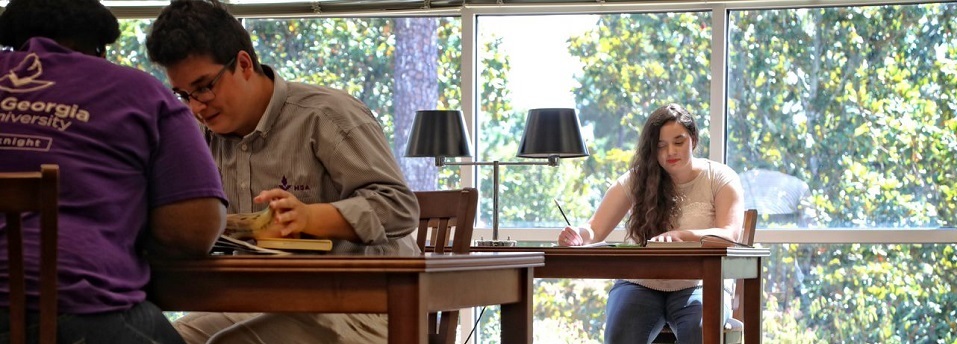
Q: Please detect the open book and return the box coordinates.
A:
[211,236,334,255]
[567,241,695,248]
[644,241,707,248]
[215,210,334,254]
[224,209,273,240]
[573,236,741,249]
[212,235,291,255]
[633,238,736,248]
[576,241,618,248]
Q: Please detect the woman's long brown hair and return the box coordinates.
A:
[625,104,699,245]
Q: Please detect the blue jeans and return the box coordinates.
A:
[604,280,730,344]
[0,300,185,344]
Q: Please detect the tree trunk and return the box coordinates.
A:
[393,17,440,191]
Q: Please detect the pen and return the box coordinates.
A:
[553,199,572,226]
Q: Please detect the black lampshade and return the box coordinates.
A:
[405,110,472,157]
[517,108,589,158]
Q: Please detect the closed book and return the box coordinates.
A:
[255,238,333,252]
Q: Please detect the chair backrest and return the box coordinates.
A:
[414,188,479,344]
[413,188,478,254]
[739,208,758,246]
[0,164,59,344]
[731,208,758,321]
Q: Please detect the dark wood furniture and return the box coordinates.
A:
[414,188,479,344]
[415,188,479,255]
[149,252,543,344]
[0,164,59,344]
[472,245,769,344]
[654,208,759,343]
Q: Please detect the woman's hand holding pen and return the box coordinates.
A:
[555,199,584,246]
[558,226,584,246]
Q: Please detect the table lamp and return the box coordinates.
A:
[406,108,589,240]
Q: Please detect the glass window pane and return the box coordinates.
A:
[476,12,712,230]
[113,19,164,81]
[243,17,462,190]
[727,3,957,229]
[113,17,464,190]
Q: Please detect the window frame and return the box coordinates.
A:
[93,0,957,244]
[463,0,956,244]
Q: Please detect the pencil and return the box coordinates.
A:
[553,199,572,226]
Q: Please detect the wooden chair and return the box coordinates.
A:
[652,209,758,344]
[0,165,59,344]
[413,188,479,344]
[414,188,478,255]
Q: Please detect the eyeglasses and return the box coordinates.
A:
[173,57,236,104]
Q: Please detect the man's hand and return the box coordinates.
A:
[254,188,310,238]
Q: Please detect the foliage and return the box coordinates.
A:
[761,292,821,343]
[570,12,713,151]
[243,17,468,191]
[111,19,165,82]
[720,5,957,341]
[533,278,610,339]
[796,244,957,342]
[476,279,609,343]
[726,4,957,229]
[245,18,397,139]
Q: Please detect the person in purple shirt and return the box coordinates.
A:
[0,0,227,342]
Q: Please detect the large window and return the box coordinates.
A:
[475,12,712,230]
[243,17,463,190]
[727,3,957,230]
[113,16,464,190]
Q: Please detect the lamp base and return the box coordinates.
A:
[473,239,517,247]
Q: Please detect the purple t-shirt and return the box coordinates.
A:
[0,37,226,314]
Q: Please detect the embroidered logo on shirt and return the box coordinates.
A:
[0,53,55,93]
[279,176,311,191]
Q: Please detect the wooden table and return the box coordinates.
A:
[149,252,544,344]
[472,246,770,344]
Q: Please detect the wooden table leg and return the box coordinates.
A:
[499,267,533,344]
[744,258,763,343]
[388,274,427,344]
[702,258,723,344]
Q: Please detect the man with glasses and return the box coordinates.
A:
[146,1,420,343]
[0,0,227,342]
[172,57,235,104]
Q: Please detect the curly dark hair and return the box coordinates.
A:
[146,0,262,73]
[625,103,700,245]
[0,0,119,55]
